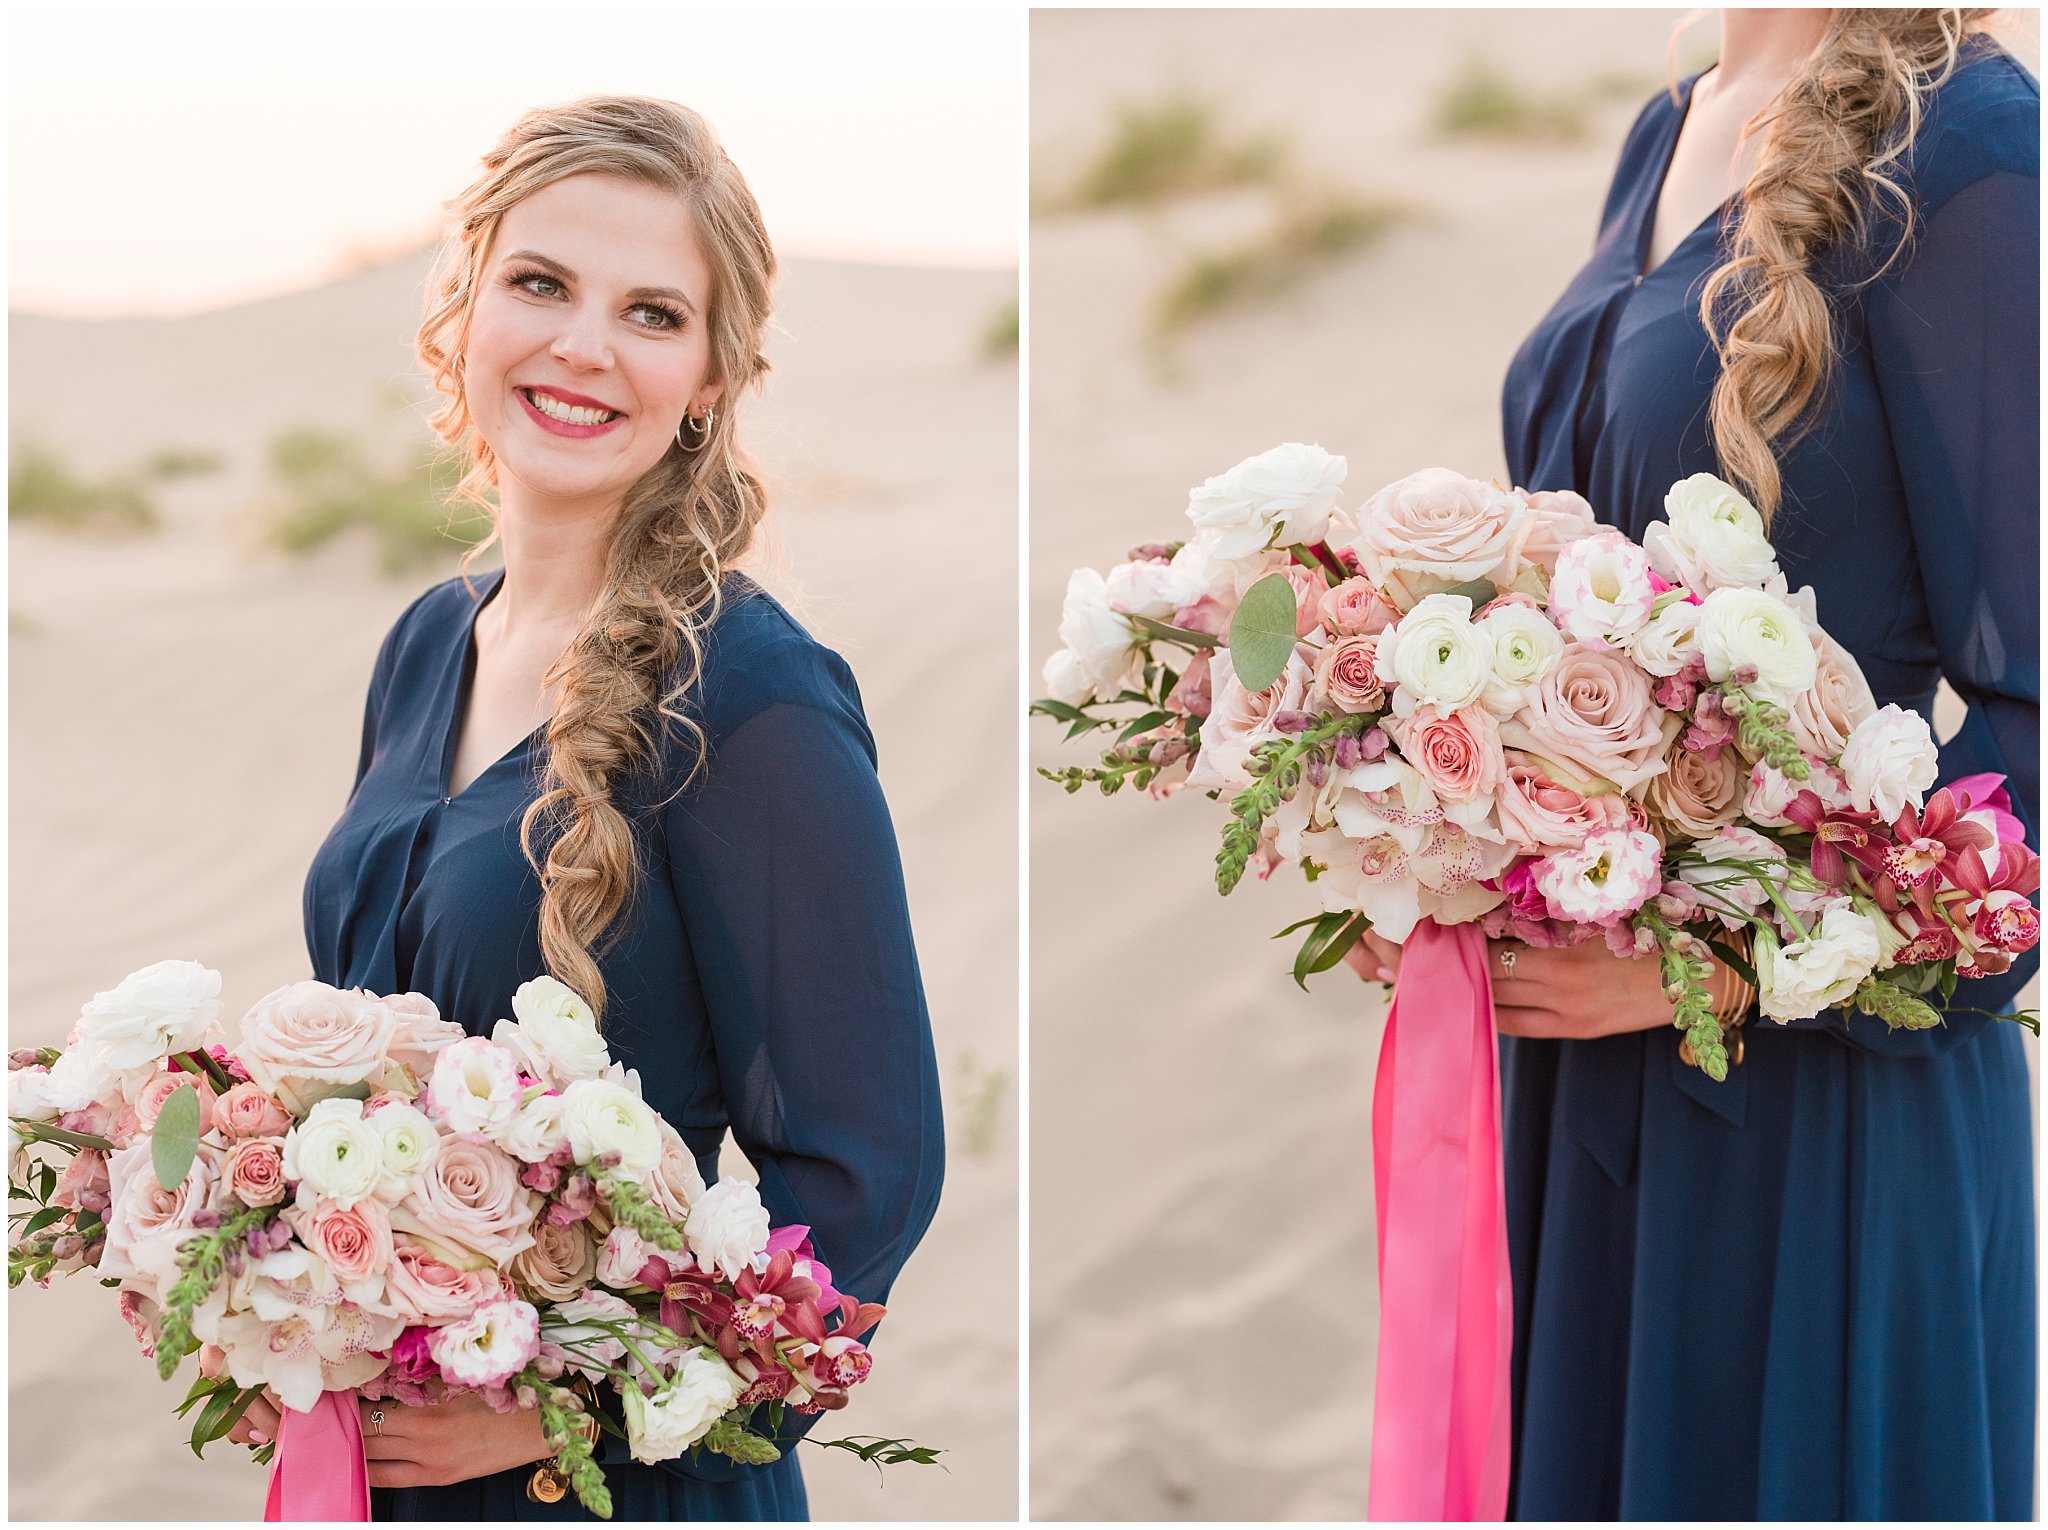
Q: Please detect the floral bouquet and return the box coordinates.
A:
[1033,444,2038,1519]
[9,965,932,1520]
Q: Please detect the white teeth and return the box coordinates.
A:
[525,389,617,426]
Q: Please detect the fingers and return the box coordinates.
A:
[197,1344,225,1381]
[366,1461,438,1490]
[813,1391,851,1411]
[228,1394,281,1447]
[1492,1004,1567,1038]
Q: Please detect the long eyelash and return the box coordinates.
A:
[502,267,685,331]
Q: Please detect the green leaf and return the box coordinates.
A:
[1292,911,1370,991]
[1116,710,1173,744]
[25,1123,115,1153]
[1029,698,1092,724]
[1441,577,1500,607]
[1227,572,1298,692]
[1126,612,1221,650]
[1703,936,1758,990]
[151,1085,202,1192]
[21,1205,65,1236]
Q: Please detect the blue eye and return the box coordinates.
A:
[504,269,685,332]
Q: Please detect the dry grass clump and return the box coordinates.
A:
[1433,57,1589,144]
[1154,191,1411,337]
[9,444,159,532]
[1065,94,1283,210]
[267,426,484,574]
[982,297,1019,359]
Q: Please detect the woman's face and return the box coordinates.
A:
[463,171,724,518]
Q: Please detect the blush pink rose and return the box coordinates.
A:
[1321,577,1397,637]
[236,981,398,1114]
[373,991,467,1086]
[1345,468,1526,609]
[1185,650,1313,793]
[214,1082,293,1140]
[1281,565,1330,638]
[96,1140,220,1294]
[1314,636,1384,715]
[390,1137,538,1268]
[1389,704,1506,803]
[1503,488,1599,578]
[642,1120,707,1226]
[1494,755,1633,853]
[133,1070,217,1134]
[383,1239,516,1324]
[295,1197,395,1288]
[52,1148,112,1215]
[222,1137,288,1207]
[511,1219,600,1302]
[1501,642,1671,794]
[1788,630,1878,761]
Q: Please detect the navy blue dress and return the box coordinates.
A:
[304,567,945,1521]
[1497,44,2038,1521]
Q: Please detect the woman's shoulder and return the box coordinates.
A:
[366,566,501,690]
[1905,41,2039,202]
[689,572,864,732]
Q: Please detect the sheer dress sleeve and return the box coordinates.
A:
[1795,103,2040,1056]
[605,606,945,1478]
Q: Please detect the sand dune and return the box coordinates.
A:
[1027,9,2037,1519]
[8,250,1018,1521]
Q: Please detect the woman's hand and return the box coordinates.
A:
[360,1390,552,1489]
[1341,927,1407,985]
[1488,937,1686,1040]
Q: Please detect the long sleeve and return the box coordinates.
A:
[634,612,945,1475]
[1797,121,2040,1057]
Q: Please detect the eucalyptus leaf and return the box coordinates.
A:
[1228,572,1299,692]
[1127,613,1221,650]
[151,1084,201,1192]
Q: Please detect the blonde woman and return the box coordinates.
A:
[1355,8,2036,1519]
[274,97,941,1519]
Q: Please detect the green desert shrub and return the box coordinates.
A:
[267,426,484,574]
[1434,57,1589,144]
[1068,94,1283,209]
[8,444,158,532]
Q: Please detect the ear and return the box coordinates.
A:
[693,377,727,416]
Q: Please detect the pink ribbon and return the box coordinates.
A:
[1368,919,1512,1521]
[264,1390,369,1522]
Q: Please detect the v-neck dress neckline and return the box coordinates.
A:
[1636,68,1739,285]
[438,564,547,807]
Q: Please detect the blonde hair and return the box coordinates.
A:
[1686,9,1996,525]
[415,96,777,1022]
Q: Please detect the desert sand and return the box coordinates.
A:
[1028,9,2038,1520]
[8,250,1018,1520]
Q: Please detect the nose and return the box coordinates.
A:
[551,302,614,372]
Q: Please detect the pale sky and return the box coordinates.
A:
[6,3,1021,318]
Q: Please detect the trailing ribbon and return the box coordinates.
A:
[264,1389,369,1522]
[1367,919,1511,1522]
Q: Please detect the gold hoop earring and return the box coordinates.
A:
[675,405,716,453]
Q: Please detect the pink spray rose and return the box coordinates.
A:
[222,1137,288,1208]
[1494,756,1633,854]
[214,1082,293,1140]
[287,1196,396,1298]
[1320,577,1397,637]
[1313,636,1385,715]
[133,1069,217,1134]
[1388,704,1506,804]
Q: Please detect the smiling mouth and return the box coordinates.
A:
[519,388,621,425]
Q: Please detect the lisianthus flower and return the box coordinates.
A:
[428,1297,541,1388]
[1532,826,1662,926]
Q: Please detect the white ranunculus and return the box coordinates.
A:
[1627,596,1704,678]
[281,1098,385,1209]
[1056,567,1140,700]
[556,1078,662,1178]
[621,1348,746,1462]
[72,960,223,1073]
[1839,704,1939,821]
[684,1177,772,1282]
[1477,602,1564,716]
[491,977,609,1090]
[1693,586,1817,704]
[1645,473,1781,592]
[368,1102,440,1201]
[1372,593,1492,715]
[1757,903,1882,1022]
[502,1091,571,1164]
[1185,442,1347,560]
[425,1037,523,1142]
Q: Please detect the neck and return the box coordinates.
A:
[1715,8,1834,89]
[487,484,617,633]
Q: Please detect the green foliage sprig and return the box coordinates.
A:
[1217,713,1371,896]
[1635,903,1728,1080]
[1715,684,1809,779]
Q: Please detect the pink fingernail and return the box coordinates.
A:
[1378,968,1394,983]
[249,1430,269,1446]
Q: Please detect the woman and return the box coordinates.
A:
[244,96,944,1519]
[1355,9,2035,1520]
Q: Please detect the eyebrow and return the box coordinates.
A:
[498,250,699,315]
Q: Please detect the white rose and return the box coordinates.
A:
[1162,530,1247,607]
[1185,442,1347,560]
[368,1102,440,1201]
[1694,587,1817,704]
[73,960,223,1073]
[556,1078,662,1178]
[1477,602,1564,716]
[490,977,609,1090]
[282,1098,385,1208]
[502,1091,570,1164]
[425,1037,524,1142]
[1039,649,1091,707]
[1055,567,1139,700]
[1102,559,1180,620]
[1757,903,1882,1022]
[1839,705,1939,821]
[684,1177,772,1282]
[1373,593,1491,715]
[1645,473,1781,592]
[1626,597,1705,678]
[596,1225,650,1289]
[621,1348,747,1462]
